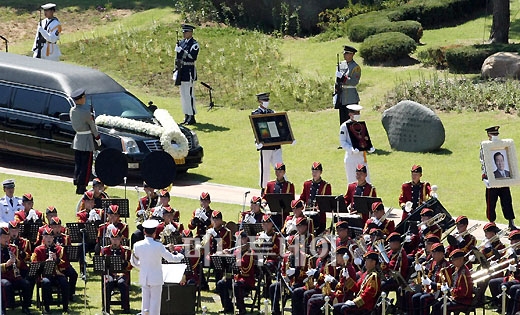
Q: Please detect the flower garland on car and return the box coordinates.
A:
[95,109,189,159]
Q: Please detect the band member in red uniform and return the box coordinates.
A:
[8,220,31,278]
[282,199,314,236]
[418,208,442,241]
[480,222,505,261]
[150,190,180,222]
[256,214,282,272]
[77,178,109,211]
[446,216,476,256]
[264,163,295,196]
[333,251,381,315]
[14,193,44,224]
[76,191,104,223]
[344,164,377,222]
[188,192,213,238]
[239,196,265,225]
[31,227,71,314]
[175,229,201,285]
[155,206,184,243]
[300,162,332,235]
[432,249,473,314]
[101,228,131,314]
[97,205,129,254]
[0,225,32,315]
[399,165,432,220]
[363,202,395,237]
[216,231,256,315]
[380,232,408,301]
[131,181,159,247]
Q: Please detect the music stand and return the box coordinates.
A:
[101,199,130,218]
[84,221,101,244]
[66,223,85,244]
[243,223,263,236]
[353,196,382,217]
[65,245,81,262]
[42,261,57,277]
[107,256,124,274]
[28,262,42,278]
[264,193,293,228]
[395,198,455,235]
[210,255,235,274]
[22,222,40,244]
[92,255,106,273]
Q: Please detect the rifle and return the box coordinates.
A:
[34,9,45,58]
[333,53,343,109]
[174,30,183,86]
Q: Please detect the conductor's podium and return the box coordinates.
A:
[160,263,196,315]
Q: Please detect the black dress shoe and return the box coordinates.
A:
[186,115,196,125]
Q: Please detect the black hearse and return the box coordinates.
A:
[0,52,203,173]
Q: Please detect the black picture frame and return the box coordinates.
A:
[249,112,295,147]
[346,121,372,151]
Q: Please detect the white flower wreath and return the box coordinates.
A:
[95,109,189,159]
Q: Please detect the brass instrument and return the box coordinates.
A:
[472,257,516,283]
[8,249,21,278]
[478,227,509,251]
[305,254,319,290]
[135,186,155,224]
[379,207,394,222]
[321,262,333,296]
[457,223,481,239]
[420,213,446,228]
[373,240,390,264]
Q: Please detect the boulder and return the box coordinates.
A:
[481,52,520,79]
[382,100,445,152]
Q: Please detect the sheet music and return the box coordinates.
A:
[162,264,187,284]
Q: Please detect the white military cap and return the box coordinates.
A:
[2,179,15,188]
[41,3,57,10]
[346,104,363,111]
[142,219,159,229]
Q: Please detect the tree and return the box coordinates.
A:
[489,0,510,43]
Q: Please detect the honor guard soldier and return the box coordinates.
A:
[299,162,332,235]
[334,45,361,125]
[339,105,375,183]
[101,228,132,314]
[0,225,32,315]
[0,179,23,224]
[263,163,295,196]
[252,92,284,192]
[282,199,314,236]
[446,216,476,256]
[32,3,61,61]
[431,249,473,314]
[14,193,44,224]
[239,196,265,225]
[188,192,213,238]
[175,24,199,125]
[69,88,101,194]
[131,220,183,315]
[399,164,432,220]
[332,251,381,315]
[481,126,517,229]
[343,164,377,223]
[8,221,31,278]
[362,202,395,237]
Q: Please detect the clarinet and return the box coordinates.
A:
[8,248,21,278]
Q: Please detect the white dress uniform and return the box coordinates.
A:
[131,221,178,315]
[32,15,62,61]
[0,195,23,224]
[339,119,370,184]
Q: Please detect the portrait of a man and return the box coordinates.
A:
[493,150,511,179]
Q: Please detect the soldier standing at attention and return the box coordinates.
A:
[334,45,361,125]
[399,164,432,221]
[32,3,62,61]
[252,92,284,193]
[69,89,101,195]
[175,24,199,125]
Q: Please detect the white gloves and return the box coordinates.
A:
[509,264,517,272]
[336,71,344,79]
[152,207,164,218]
[351,148,359,154]
[342,268,350,278]
[206,228,217,237]
[244,214,256,224]
[255,143,263,150]
[422,277,432,286]
[508,247,516,257]
[286,268,296,277]
[285,221,296,234]
[483,179,491,188]
[95,138,102,146]
[404,235,412,243]
[258,231,270,242]
[484,241,492,249]
[372,218,381,227]
[468,255,476,263]
[354,257,363,266]
[88,209,101,222]
[166,223,176,234]
[404,201,413,213]
[456,235,463,243]
[324,274,335,283]
[420,224,427,231]
[107,223,116,233]
[344,300,355,306]
[414,263,422,272]
[175,45,182,53]
[27,209,38,222]
[368,147,375,153]
[136,209,146,217]
[363,234,371,243]
[104,275,114,282]
[441,283,450,293]
[306,269,317,277]
[343,252,349,262]
[171,252,185,263]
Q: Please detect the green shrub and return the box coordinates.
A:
[360,31,416,63]
[346,11,422,42]
[444,44,520,73]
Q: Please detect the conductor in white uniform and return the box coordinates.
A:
[131,219,183,315]
[0,179,23,224]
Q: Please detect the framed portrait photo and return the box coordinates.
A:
[482,139,520,187]
[249,112,295,147]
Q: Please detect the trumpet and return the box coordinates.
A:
[379,207,394,222]
[458,223,481,239]
[478,228,510,251]
[472,257,516,283]
[420,213,446,228]
[9,249,21,278]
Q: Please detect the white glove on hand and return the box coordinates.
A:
[456,235,463,243]
[484,241,492,249]
[422,277,432,286]
[441,283,450,293]
[286,222,296,234]
[245,214,256,224]
[27,209,38,222]
[153,207,164,218]
[104,275,114,283]
[175,45,182,53]
[507,247,516,257]
[306,269,317,277]
[404,201,413,213]
[343,252,349,262]
[171,252,185,263]
[95,138,102,146]
[368,147,375,153]
[336,71,344,79]
[344,300,355,307]
[324,274,335,283]
[351,148,360,154]
[483,179,491,188]
[420,224,427,231]
[286,268,296,277]
[207,228,217,237]
[468,255,476,263]
[342,268,350,278]
[255,143,263,150]
[88,209,101,222]
[354,257,363,266]
[259,232,270,242]
[363,234,371,243]
[405,235,412,243]
[136,209,146,217]
[166,223,176,234]
[107,224,116,234]
[414,263,422,272]
[509,264,517,272]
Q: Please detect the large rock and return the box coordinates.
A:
[382,100,445,152]
[481,52,520,79]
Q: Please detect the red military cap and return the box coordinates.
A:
[211,210,222,220]
[0,226,9,235]
[42,226,53,236]
[311,162,323,171]
[371,202,384,212]
[316,237,331,248]
[431,242,445,253]
[274,163,286,171]
[369,228,383,236]
[22,193,33,202]
[262,214,272,223]
[386,232,401,243]
[336,245,349,255]
[483,222,499,233]
[200,192,210,201]
[46,206,57,214]
[181,229,193,238]
[364,251,379,261]
[411,164,423,173]
[420,208,434,217]
[449,249,465,259]
[162,206,174,214]
[159,189,170,198]
[251,196,262,205]
[8,220,20,229]
[424,233,440,243]
[83,191,94,201]
[107,204,120,215]
[356,164,367,173]
[291,199,304,209]
[92,178,103,186]
[455,216,468,225]
[336,221,349,230]
[109,228,121,238]
[49,216,62,226]
[509,230,520,241]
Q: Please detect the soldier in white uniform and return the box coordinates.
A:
[69,88,101,195]
[0,179,23,224]
[32,3,62,61]
[131,220,183,315]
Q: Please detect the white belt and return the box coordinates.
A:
[76,131,92,135]
[183,62,195,66]
[342,85,356,89]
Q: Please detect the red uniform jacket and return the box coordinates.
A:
[282,252,308,287]
[155,221,184,241]
[255,230,282,265]
[15,209,44,223]
[135,195,159,213]
[31,243,71,275]
[100,244,132,276]
[76,208,104,223]
[264,179,295,195]
[36,225,66,246]
[239,210,264,225]
[209,225,232,254]
[97,221,129,242]
[446,233,477,256]
[10,237,31,270]
[187,207,213,238]
[344,182,377,222]
[1,244,23,282]
[425,259,449,293]
[344,268,381,310]
[481,240,505,260]
[362,218,395,236]
[446,265,473,304]
[382,247,408,279]
[234,248,256,288]
[399,181,431,220]
[282,213,314,236]
[300,178,332,229]
[332,264,357,302]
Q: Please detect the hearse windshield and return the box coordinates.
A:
[88,92,153,120]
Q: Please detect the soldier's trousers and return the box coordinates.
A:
[74,150,93,187]
[486,187,514,222]
[41,275,69,311]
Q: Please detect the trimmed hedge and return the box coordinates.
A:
[444,44,520,73]
[360,32,417,64]
[346,11,423,42]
